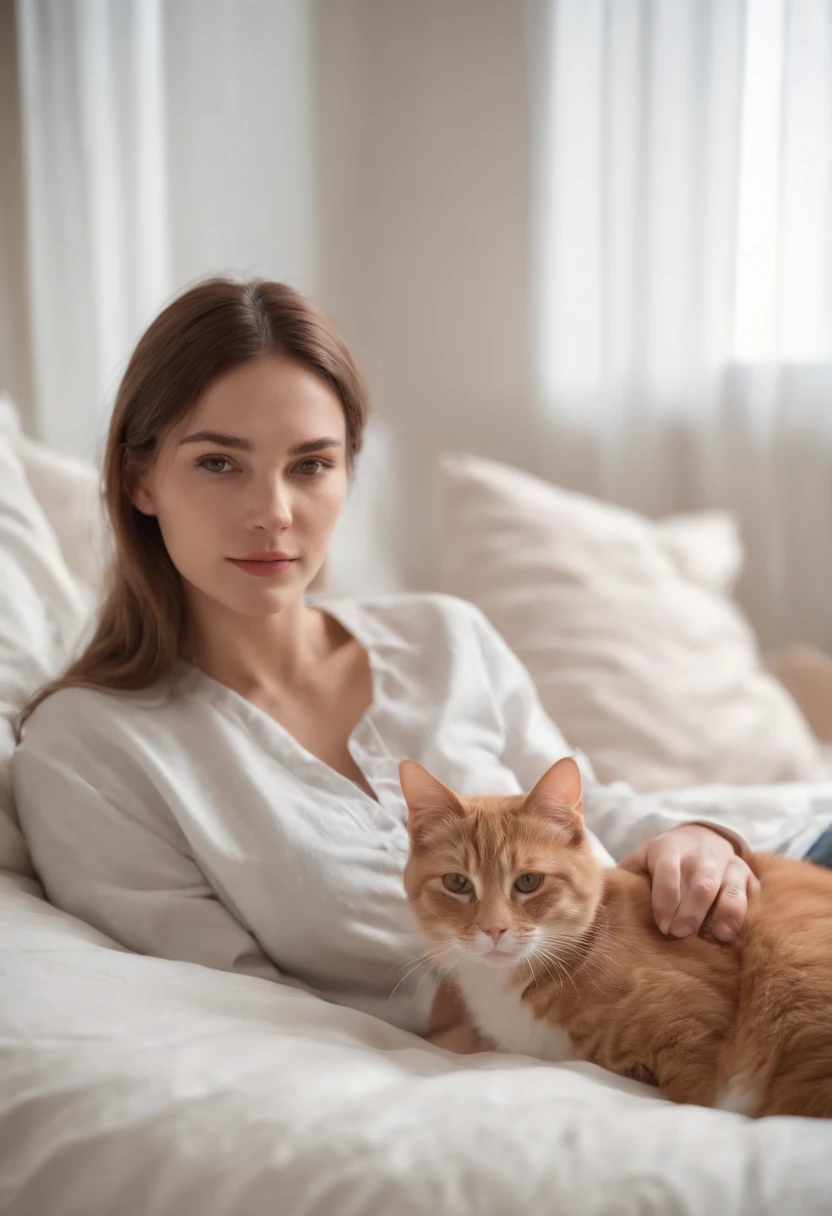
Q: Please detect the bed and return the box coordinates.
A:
[2,401,831,1215]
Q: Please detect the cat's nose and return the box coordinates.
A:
[482,925,507,945]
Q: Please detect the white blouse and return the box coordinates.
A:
[12,594,830,1035]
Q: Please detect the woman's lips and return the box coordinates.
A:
[228,557,297,578]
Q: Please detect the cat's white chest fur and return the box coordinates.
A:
[453,961,574,1063]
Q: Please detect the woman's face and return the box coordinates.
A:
[131,355,349,618]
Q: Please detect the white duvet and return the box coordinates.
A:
[2,404,832,1214]
[3,872,832,1216]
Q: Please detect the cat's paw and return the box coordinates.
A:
[427,1022,491,1054]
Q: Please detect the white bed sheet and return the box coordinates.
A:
[2,873,831,1216]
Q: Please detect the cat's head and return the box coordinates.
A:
[401,756,603,973]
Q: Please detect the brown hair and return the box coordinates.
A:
[19,277,368,731]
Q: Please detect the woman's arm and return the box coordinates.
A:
[13,743,301,987]
[471,605,761,937]
[473,607,752,857]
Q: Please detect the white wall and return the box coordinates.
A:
[165,0,318,297]
[316,0,536,590]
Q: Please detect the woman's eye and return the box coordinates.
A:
[198,456,235,474]
[442,873,472,895]
[514,873,543,895]
[294,458,328,477]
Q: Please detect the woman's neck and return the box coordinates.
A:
[185,590,331,696]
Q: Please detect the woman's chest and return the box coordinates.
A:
[245,643,376,798]
[167,682,524,869]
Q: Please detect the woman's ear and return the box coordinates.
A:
[125,467,157,517]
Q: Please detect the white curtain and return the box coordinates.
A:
[530,0,832,650]
[16,0,317,462]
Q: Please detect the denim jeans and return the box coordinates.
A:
[803,823,832,869]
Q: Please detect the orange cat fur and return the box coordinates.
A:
[401,756,832,1118]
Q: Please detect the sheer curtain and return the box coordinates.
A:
[16,0,317,462]
[16,0,170,458]
[529,0,832,650]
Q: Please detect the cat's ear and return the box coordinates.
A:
[399,760,464,846]
[524,756,584,843]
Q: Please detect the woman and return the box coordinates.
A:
[11,279,827,1049]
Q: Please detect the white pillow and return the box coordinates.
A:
[438,452,829,792]
[13,431,106,601]
[656,510,744,598]
[0,401,90,881]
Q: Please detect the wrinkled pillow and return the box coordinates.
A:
[0,400,90,881]
[17,433,107,600]
[656,510,744,598]
[438,451,829,792]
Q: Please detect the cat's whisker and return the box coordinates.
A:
[438,953,466,991]
[572,937,619,990]
[414,966,440,997]
[532,948,570,994]
[537,952,569,986]
[389,942,453,976]
[562,941,617,993]
[388,943,456,1000]
[525,954,539,988]
[389,952,430,974]
[536,944,580,996]
[530,952,561,991]
[388,961,432,1000]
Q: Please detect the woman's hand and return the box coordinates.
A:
[619,824,759,942]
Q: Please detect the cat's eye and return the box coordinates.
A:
[514,873,543,895]
[442,873,472,895]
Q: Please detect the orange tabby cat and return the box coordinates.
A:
[401,756,832,1117]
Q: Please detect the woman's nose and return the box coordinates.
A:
[248,475,293,532]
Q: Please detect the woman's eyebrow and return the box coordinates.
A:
[179,430,252,450]
[178,433,343,455]
[288,437,344,456]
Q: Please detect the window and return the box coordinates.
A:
[733,0,832,361]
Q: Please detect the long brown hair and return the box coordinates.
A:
[19,277,368,731]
